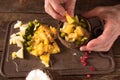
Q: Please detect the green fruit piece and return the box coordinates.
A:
[60,32,66,38]
[26,46,32,52]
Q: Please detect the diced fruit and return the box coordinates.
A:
[51,42,60,54]
[26,46,32,52]
[16,48,24,59]
[74,26,85,36]
[28,22,34,27]
[67,33,78,42]
[60,13,90,45]
[12,48,24,59]
[10,20,60,67]
[66,13,74,24]
[50,26,57,38]
[12,52,17,60]
[40,53,50,67]
[61,24,74,34]
[73,15,79,24]
[60,32,66,38]
[14,20,22,28]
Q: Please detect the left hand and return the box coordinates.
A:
[80,5,120,51]
[44,0,76,22]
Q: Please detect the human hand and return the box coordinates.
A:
[44,0,76,22]
[80,5,120,51]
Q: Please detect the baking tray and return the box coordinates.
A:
[0,20,115,78]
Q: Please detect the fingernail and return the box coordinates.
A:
[80,47,84,51]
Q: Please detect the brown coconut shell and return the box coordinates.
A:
[57,15,92,49]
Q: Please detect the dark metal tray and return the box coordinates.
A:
[0,20,115,78]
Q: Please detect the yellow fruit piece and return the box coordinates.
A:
[74,15,79,24]
[50,26,57,39]
[74,26,86,36]
[12,48,24,59]
[30,49,39,56]
[51,42,60,54]
[37,43,44,55]
[61,24,74,34]
[12,52,17,60]
[66,13,74,24]
[29,24,60,67]
[15,48,24,59]
[40,53,50,67]
[39,32,49,44]
[67,33,78,42]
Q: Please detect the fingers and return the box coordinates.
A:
[44,0,66,22]
[44,0,76,21]
[65,0,76,17]
[83,7,106,19]
[80,20,118,51]
[50,0,66,16]
[80,35,113,51]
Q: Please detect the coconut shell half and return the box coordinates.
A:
[57,15,92,49]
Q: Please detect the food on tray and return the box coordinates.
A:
[12,48,24,59]
[10,20,60,67]
[58,13,90,48]
[26,69,51,80]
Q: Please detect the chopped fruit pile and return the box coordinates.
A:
[10,20,60,67]
[60,13,90,45]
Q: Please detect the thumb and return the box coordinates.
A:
[80,38,102,51]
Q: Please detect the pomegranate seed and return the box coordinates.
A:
[90,67,95,71]
[82,62,88,66]
[87,74,91,78]
[84,55,88,59]
[80,56,85,62]
[85,52,89,56]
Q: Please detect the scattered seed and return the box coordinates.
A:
[83,62,88,66]
[87,74,91,78]
[90,67,95,71]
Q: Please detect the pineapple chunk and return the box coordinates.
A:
[61,24,74,34]
[51,42,60,54]
[66,13,74,24]
[16,48,24,59]
[12,48,24,59]
[40,53,50,67]
[74,26,85,36]
[30,50,39,56]
[50,26,57,38]
[67,33,78,42]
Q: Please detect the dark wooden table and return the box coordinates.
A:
[0,0,120,80]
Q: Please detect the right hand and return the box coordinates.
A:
[80,5,120,51]
[44,0,76,22]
